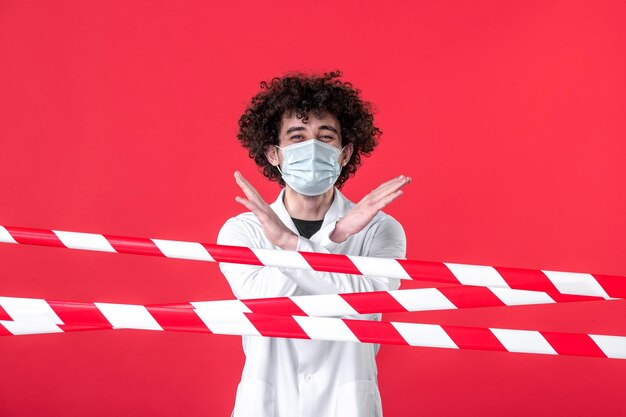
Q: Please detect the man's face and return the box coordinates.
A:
[266,110,353,171]
[277,111,343,150]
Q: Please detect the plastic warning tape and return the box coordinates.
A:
[169,286,609,316]
[1,225,624,298]
[0,297,624,359]
[0,286,609,329]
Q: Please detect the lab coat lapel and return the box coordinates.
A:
[270,187,299,236]
[269,187,348,243]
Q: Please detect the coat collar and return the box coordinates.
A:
[270,186,354,241]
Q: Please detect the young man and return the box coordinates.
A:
[217,71,411,417]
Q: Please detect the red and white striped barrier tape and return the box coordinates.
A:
[170,286,609,316]
[2,225,624,298]
[0,285,609,327]
[1,297,624,359]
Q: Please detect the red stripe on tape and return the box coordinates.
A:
[0,324,13,336]
[203,243,263,266]
[104,235,163,257]
[440,286,506,309]
[0,304,11,321]
[48,301,112,328]
[548,292,603,303]
[541,331,606,358]
[146,306,211,333]
[245,313,310,339]
[5,226,65,247]
[594,274,626,299]
[147,303,194,309]
[495,267,560,293]
[339,291,407,314]
[443,325,507,351]
[397,260,459,284]
[242,297,306,316]
[298,252,362,275]
[61,324,110,332]
[345,319,409,345]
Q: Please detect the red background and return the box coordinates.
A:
[1,1,625,416]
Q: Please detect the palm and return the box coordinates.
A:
[233,171,297,249]
[332,175,411,242]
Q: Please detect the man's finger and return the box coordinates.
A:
[237,195,270,219]
[376,190,404,210]
[235,196,255,210]
[235,171,263,202]
[238,172,266,202]
[361,175,407,203]
[374,175,407,191]
[370,176,411,200]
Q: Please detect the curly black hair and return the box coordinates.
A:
[236,70,382,189]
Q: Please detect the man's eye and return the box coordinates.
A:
[291,135,304,140]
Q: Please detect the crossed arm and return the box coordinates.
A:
[232,170,411,250]
[217,213,406,298]
[217,171,410,299]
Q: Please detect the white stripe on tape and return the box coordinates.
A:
[194,310,260,336]
[389,288,457,311]
[191,300,251,313]
[489,287,555,306]
[589,335,626,359]
[250,248,312,271]
[348,256,412,280]
[151,239,214,261]
[291,294,358,317]
[490,328,557,355]
[444,263,510,288]
[293,316,360,343]
[391,322,458,349]
[542,271,611,299]
[0,297,63,324]
[1,320,63,335]
[53,231,117,253]
[95,303,163,330]
[0,226,17,244]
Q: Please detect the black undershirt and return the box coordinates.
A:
[291,217,324,239]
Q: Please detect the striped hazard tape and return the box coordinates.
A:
[0,296,624,359]
[1,224,624,360]
[1,225,624,298]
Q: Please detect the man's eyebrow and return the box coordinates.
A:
[285,125,339,134]
[319,125,339,134]
[285,126,306,134]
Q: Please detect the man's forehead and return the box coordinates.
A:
[280,111,339,129]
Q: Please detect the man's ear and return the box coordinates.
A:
[341,143,354,167]
[265,144,281,166]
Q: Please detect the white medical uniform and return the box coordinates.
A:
[217,186,406,417]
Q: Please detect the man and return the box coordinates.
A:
[217,70,411,417]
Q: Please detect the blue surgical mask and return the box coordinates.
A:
[275,139,346,196]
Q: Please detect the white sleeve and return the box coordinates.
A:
[280,215,406,295]
[216,215,406,298]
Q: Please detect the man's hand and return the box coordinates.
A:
[233,171,299,250]
[329,175,411,244]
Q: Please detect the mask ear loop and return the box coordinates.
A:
[274,145,285,177]
[338,145,348,167]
